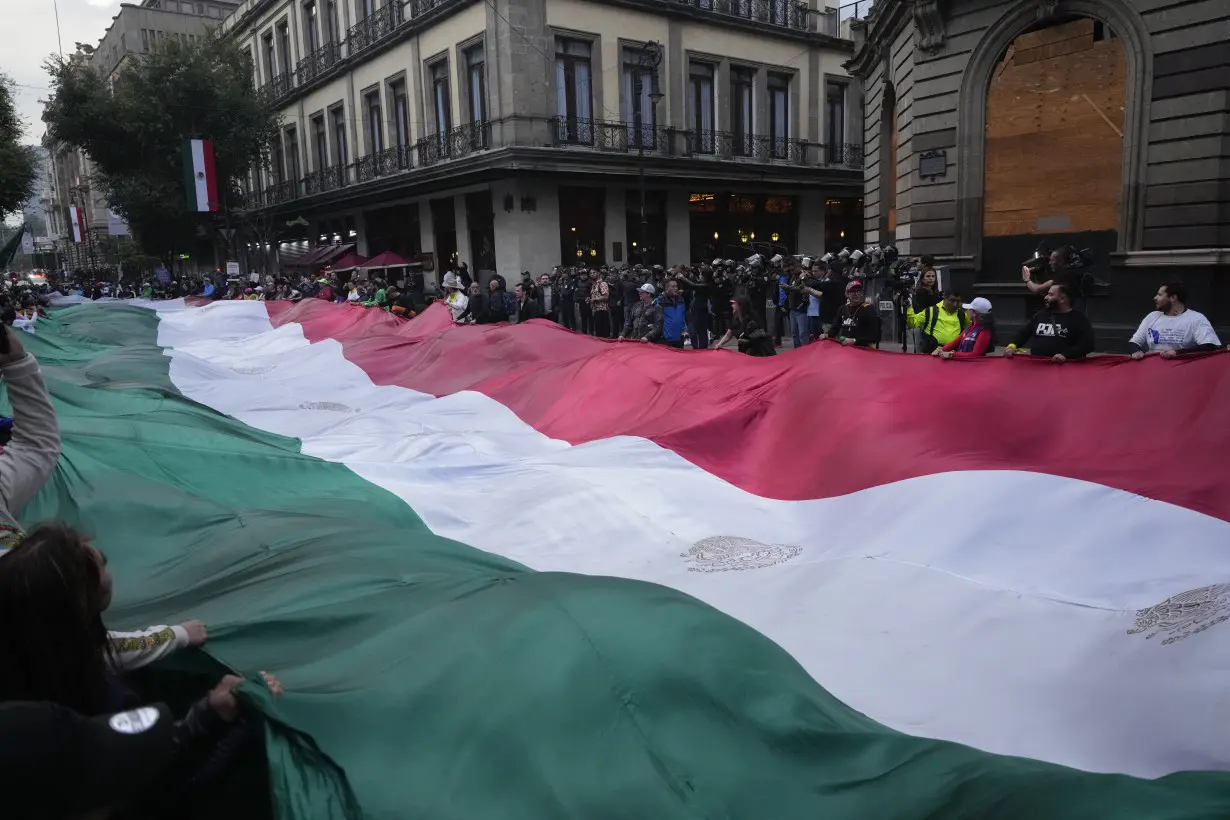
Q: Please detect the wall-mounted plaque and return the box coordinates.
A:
[920,149,948,180]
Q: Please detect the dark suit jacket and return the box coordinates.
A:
[517,298,541,324]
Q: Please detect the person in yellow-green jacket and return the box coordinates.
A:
[906,288,967,353]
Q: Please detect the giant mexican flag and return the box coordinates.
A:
[18,298,1230,819]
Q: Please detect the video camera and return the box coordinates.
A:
[1023,243,1096,274]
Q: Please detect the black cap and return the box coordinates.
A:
[0,701,177,819]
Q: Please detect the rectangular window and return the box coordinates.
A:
[331,105,348,166]
[325,0,340,43]
[390,79,410,168]
[731,67,754,156]
[465,45,486,124]
[262,32,275,84]
[277,21,291,76]
[826,80,846,162]
[285,127,301,188]
[390,80,409,147]
[620,48,657,150]
[465,45,487,149]
[312,114,329,171]
[303,1,320,55]
[141,29,150,51]
[270,136,285,185]
[554,38,592,144]
[365,90,383,155]
[689,63,715,154]
[769,72,790,158]
[430,60,452,154]
[361,0,375,17]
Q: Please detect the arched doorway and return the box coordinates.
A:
[980,17,1127,279]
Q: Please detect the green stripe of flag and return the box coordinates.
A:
[182,139,197,211]
[14,302,1230,820]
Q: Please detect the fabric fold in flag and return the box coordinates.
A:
[24,298,1230,820]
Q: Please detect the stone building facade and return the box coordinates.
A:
[848,0,1229,346]
[224,0,868,282]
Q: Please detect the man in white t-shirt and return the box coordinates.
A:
[1128,281,1221,360]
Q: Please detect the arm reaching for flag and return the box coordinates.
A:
[0,327,61,541]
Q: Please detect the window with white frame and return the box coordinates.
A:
[731,66,754,156]
[554,38,592,144]
[768,72,790,158]
[620,47,657,150]
[689,62,715,154]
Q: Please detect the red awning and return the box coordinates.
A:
[328,251,368,271]
[362,250,412,269]
[291,243,355,270]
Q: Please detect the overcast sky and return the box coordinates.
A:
[6,0,124,144]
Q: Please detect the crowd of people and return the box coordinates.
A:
[46,245,1228,362]
[0,315,283,818]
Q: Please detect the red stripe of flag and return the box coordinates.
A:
[201,140,219,212]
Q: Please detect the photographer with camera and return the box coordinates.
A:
[1022,246,1092,313]
[1005,283,1094,362]
[826,280,882,348]
[906,289,968,354]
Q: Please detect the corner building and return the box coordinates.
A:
[225,0,867,281]
[848,0,1230,345]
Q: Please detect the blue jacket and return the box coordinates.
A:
[657,295,687,342]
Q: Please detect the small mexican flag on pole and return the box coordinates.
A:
[182,138,219,212]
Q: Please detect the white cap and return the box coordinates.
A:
[962,297,993,313]
[639,283,656,295]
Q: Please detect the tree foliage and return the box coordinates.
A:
[0,74,38,218]
[43,35,279,257]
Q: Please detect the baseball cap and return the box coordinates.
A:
[638,283,656,295]
[845,280,863,292]
[0,701,177,819]
[962,296,993,313]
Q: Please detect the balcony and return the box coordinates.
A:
[259,72,293,102]
[418,122,491,167]
[347,3,401,58]
[297,41,340,85]
[665,0,810,32]
[237,116,862,212]
[547,117,862,169]
[355,144,413,182]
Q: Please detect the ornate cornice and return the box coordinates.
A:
[913,0,947,53]
[844,0,948,77]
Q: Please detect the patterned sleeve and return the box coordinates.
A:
[107,624,190,672]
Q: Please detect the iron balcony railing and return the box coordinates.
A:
[407,0,453,18]
[237,116,863,211]
[666,0,809,31]
[418,121,490,166]
[297,42,340,85]
[827,142,864,168]
[355,144,414,182]
[550,117,670,153]
[259,72,294,101]
[347,3,401,57]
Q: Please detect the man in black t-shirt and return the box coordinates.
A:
[1006,283,1094,362]
[826,280,882,348]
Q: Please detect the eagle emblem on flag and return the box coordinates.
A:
[681,536,801,573]
[1128,583,1230,645]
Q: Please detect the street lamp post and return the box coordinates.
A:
[635,42,664,266]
